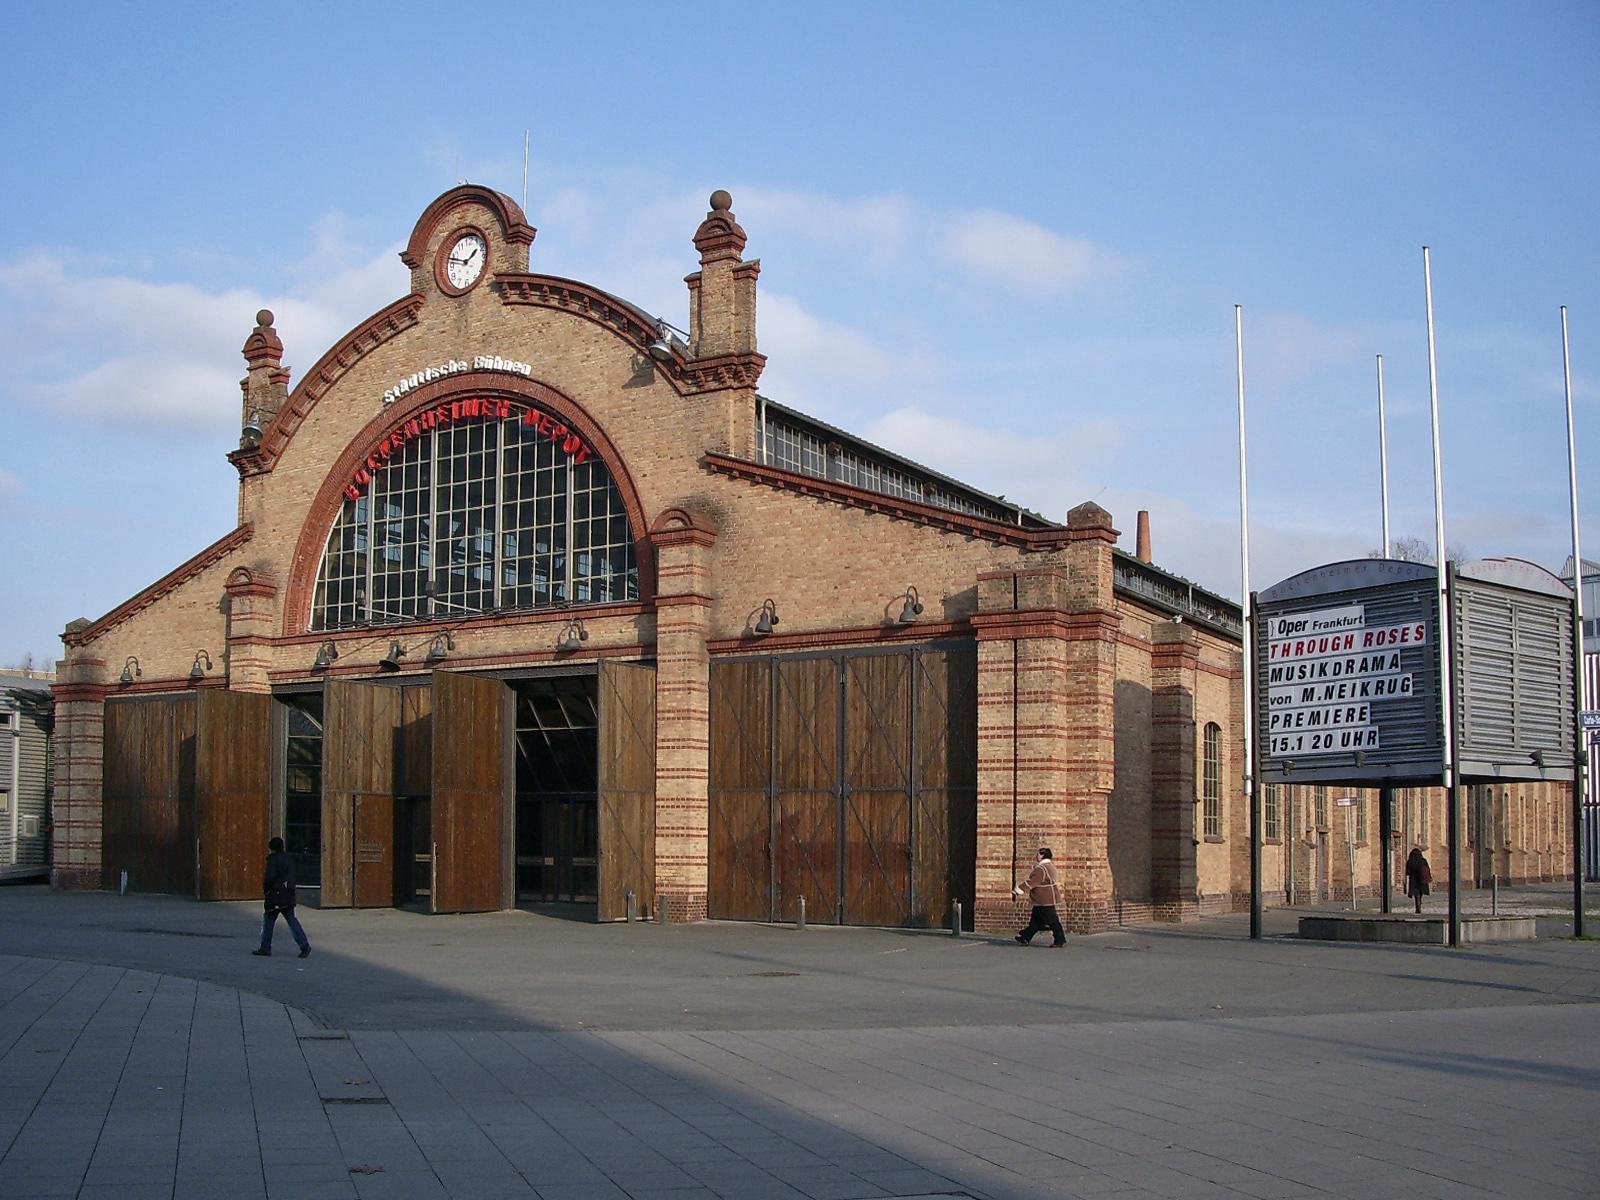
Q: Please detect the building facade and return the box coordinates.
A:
[0,674,52,880]
[49,185,1568,929]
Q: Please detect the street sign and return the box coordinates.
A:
[1334,797,1358,807]
[1582,710,1600,731]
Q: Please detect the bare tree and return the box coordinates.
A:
[1367,535,1469,564]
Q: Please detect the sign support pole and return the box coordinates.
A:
[1562,306,1587,937]
[1237,306,1260,941]
[1377,354,1391,559]
[1423,247,1460,948]
[1379,784,1393,913]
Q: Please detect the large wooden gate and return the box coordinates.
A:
[102,695,196,894]
[597,661,656,921]
[195,690,272,900]
[431,670,507,913]
[708,644,976,926]
[322,680,400,908]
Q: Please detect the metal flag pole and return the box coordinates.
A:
[1238,305,1261,940]
[1423,247,1461,948]
[1563,306,1588,936]
[1377,354,1391,558]
[522,130,530,214]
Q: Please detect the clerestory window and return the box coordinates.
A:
[312,398,637,630]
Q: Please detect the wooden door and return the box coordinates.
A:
[353,792,396,907]
[843,653,912,925]
[322,680,400,908]
[597,661,656,921]
[911,647,977,927]
[774,657,840,923]
[432,671,506,913]
[102,695,196,895]
[709,659,772,920]
[195,690,271,900]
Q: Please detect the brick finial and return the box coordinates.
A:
[692,189,748,264]
[241,309,283,371]
[1066,500,1118,543]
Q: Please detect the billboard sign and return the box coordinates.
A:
[1258,559,1444,785]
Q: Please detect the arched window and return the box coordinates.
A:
[1202,722,1222,838]
[312,399,637,630]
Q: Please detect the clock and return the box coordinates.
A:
[440,231,487,293]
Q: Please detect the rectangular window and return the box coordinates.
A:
[1355,794,1368,843]
[1264,783,1280,841]
[1314,786,1328,829]
[1203,723,1222,839]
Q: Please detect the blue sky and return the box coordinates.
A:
[2,2,1597,666]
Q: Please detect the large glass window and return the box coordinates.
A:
[1202,722,1222,838]
[312,402,637,630]
[1264,783,1281,841]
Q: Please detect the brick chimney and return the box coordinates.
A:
[1136,510,1152,563]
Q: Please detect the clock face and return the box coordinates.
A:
[443,232,487,291]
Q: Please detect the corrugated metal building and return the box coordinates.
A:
[1,675,53,880]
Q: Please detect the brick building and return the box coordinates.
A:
[54,183,1425,931]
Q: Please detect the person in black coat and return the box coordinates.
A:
[1404,846,1432,915]
[254,836,311,958]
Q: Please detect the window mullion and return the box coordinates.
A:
[564,460,575,603]
[493,419,505,610]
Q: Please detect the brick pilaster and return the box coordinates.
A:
[50,641,106,891]
[224,568,277,693]
[1150,622,1199,918]
[649,509,716,921]
[971,502,1120,935]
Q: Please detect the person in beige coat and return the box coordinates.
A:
[1012,847,1066,947]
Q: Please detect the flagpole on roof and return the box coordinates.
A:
[1377,354,1391,558]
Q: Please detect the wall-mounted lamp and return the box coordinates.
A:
[119,656,141,686]
[753,598,780,636]
[426,631,456,662]
[312,640,338,671]
[897,586,924,624]
[647,319,688,363]
[188,650,213,682]
[379,642,407,671]
[240,409,264,447]
[556,619,589,652]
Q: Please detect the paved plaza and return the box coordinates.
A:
[1,885,1597,1199]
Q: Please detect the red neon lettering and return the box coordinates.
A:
[537,413,555,435]
[495,399,512,418]
[562,433,582,455]
[343,484,361,501]
[379,438,393,459]
[573,447,591,464]
[354,468,371,486]
[366,455,382,472]
[403,419,421,439]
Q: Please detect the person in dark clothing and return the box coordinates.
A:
[1012,847,1066,947]
[254,837,311,958]
[1403,846,1432,914]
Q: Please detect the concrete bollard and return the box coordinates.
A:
[657,893,669,925]
[1492,874,1499,916]
[119,869,128,897]
[626,889,637,923]
[796,895,806,930]
[950,898,962,936]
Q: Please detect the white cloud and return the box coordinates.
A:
[0,235,407,435]
[938,208,1123,298]
[0,467,22,494]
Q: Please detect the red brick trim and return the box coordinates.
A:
[282,374,656,636]
[703,454,1072,550]
[52,683,107,703]
[401,186,534,269]
[706,620,971,655]
[970,610,1120,641]
[63,525,253,647]
[229,295,426,479]
[650,506,718,548]
[679,353,766,392]
[655,593,714,609]
[267,641,653,685]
